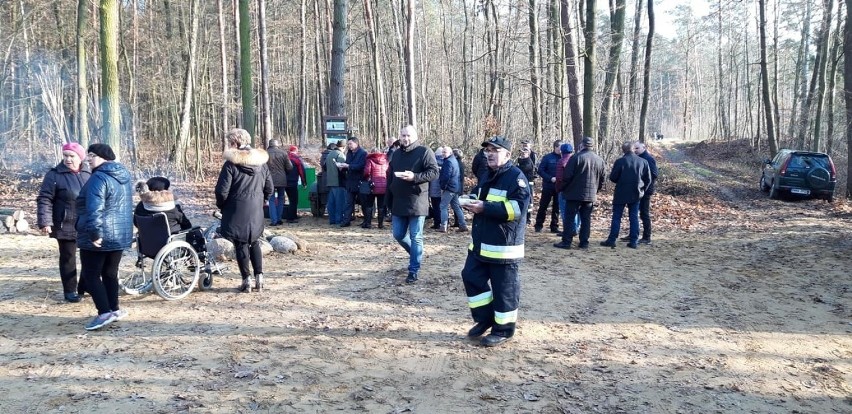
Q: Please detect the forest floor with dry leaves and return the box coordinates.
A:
[0,139,850,413]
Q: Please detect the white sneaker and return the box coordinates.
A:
[112,309,129,321]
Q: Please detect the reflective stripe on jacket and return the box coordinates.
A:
[468,161,530,264]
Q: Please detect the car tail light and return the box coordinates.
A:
[829,158,836,179]
[779,156,791,175]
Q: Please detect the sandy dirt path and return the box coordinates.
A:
[0,141,849,413]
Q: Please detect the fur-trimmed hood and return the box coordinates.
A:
[224,147,269,166]
[136,180,177,212]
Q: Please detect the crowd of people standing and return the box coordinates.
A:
[35,126,657,348]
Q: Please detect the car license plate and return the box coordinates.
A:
[791,188,810,195]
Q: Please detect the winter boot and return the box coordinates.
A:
[377,207,386,229]
[238,276,253,293]
[255,273,264,292]
[360,207,373,228]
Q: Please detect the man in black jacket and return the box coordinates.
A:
[339,137,367,227]
[554,137,606,249]
[471,147,488,188]
[634,142,658,244]
[386,125,439,283]
[516,142,536,225]
[266,139,293,226]
[601,141,652,249]
[534,140,562,233]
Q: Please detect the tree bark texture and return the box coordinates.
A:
[329,0,347,116]
[257,0,273,146]
[561,0,583,146]
[637,0,653,143]
[758,0,778,157]
[582,0,597,137]
[76,0,89,147]
[99,0,121,153]
[238,0,255,140]
[598,0,626,143]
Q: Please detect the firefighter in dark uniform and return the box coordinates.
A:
[460,136,530,347]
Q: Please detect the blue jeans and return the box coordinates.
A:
[606,202,640,243]
[558,193,579,233]
[391,215,425,274]
[439,190,467,227]
[326,187,346,224]
[268,186,286,224]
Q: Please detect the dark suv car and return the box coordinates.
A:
[760,149,836,202]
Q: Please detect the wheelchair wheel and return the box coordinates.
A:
[200,272,214,290]
[118,253,153,295]
[152,241,200,300]
[120,270,153,295]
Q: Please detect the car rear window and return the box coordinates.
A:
[789,154,830,169]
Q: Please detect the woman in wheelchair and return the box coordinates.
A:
[134,177,206,260]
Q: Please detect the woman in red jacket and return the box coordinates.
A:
[361,148,388,228]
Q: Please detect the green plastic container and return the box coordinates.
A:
[298,167,316,209]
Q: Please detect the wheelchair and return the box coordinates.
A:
[119,212,225,300]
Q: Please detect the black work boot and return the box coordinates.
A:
[377,208,386,229]
[360,207,373,228]
[467,321,493,338]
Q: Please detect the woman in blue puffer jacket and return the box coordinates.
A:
[75,143,134,331]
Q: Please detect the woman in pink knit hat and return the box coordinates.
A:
[36,142,92,303]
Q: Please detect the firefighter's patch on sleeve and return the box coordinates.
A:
[518,179,527,188]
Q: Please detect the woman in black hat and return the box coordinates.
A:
[76,143,134,330]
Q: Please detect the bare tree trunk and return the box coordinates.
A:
[462,0,472,144]
[787,2,812,142]
[99,0,121,152]
[582,0,597,137]
[298,0,308,146]
[313,0,327,125]
[217,0,230,150]
[845,0,852,198]
[812,0,835,152]
[257,0,272,145]
[76,0,90,146]
[238,0,255,139]
[365,0,388,141]
[627,0,643,135]
[329,0,347,116]
[798,0,831,150]
[171,0,200,173]
[403,0,416,125]
[561,0,583,145]
[716,0,730,140]
[528,0,542,144]
[758,0,778,157]
[825,0,843,154]
[637,0,653,143]
[598,0,625,143]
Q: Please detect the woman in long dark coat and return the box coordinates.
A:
[37,142,91,302]
[215,128,273,293]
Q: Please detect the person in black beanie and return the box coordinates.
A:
[76,143,134,330]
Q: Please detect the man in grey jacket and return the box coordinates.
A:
[601,141,652,249]
[386,125,439,283]
[554,137,606,249]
